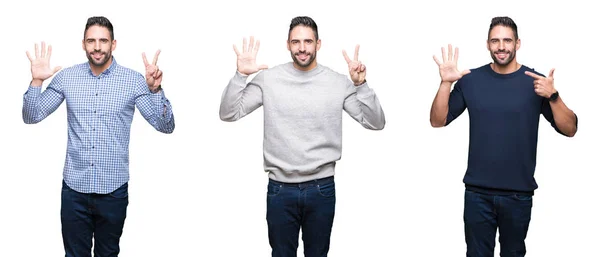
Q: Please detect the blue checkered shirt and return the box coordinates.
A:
[22,58,175,194]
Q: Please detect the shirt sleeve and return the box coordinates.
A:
[342,80,386,130]
[219,71,264,122]
[540,97,577,136]
[445,80,467,126]
[134,74,175,133]
[22,72,65,124]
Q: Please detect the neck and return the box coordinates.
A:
[90,56,113,76]
[293,60,318,71]
[490,60,521,74]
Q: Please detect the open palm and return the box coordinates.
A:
[26,42,61,82]
[233,36,268,76]
[433,44,470,83]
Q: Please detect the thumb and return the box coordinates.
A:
[53,66,62,74]
[258,64,268,70]
[548,68,555,78]
[461,69,471,76]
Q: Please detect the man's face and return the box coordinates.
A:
[287,25,321,71]
[487,25,520,66]
[82,25,116,68]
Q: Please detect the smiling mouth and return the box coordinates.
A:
[495,52,508,59]
[296,53,309,61]
[91,52,104,60]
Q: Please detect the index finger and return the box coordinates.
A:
[152,50,161,65]
[353,44,360,61]
[342,49,351,63]
[142,52,149,66]
[524,71,543,80]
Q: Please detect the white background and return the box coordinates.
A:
[1,0,598,256]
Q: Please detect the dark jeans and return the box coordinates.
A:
[266,176,336,257]
[61,180,129,257]
[464,189,533,257]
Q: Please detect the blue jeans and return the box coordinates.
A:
[464,189,533,257]
[266,176,336,257]
[61,180,129,257]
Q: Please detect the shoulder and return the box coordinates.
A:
[520,64,545,77]
[114,63,144,79]
[455,63,489,86]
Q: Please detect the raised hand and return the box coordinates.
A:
[26,41,62,85]
[233,36,268,76]
[142,50,162,92]
[433,44,470,83]
[342,44,366,86]
[525,68,556,98]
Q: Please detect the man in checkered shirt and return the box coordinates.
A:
[22,16,175,257]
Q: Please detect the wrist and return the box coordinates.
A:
[440,81,453,88]
[548,90,559,102]
[354,79,366,86]
[30,78,43,87]
[150,84,162,93]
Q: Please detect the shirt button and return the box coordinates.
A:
[91,163,94,166]
[92,146,95,149]
[94,110,96,113]
[95,93,98,96]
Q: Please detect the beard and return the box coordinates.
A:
[290,50,316,69]
[86,50,112,67]
[490,50,515,66]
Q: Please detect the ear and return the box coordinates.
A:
[316,39,321,51]
[82,39,86,51]
[516,38,521,51]
[111,39,117,51]
[486,39,490,51]
[286,39,290,51]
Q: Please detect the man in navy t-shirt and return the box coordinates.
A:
[429,16,578,256]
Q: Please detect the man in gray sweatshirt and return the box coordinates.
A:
[219,16,385,257]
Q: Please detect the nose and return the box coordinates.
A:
[498,41,505,50]
[299,42,305,52]
[94,41,100,51]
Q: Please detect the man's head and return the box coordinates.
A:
[287,16,321,71]
[82,16,116,69]
[487,16,520,67]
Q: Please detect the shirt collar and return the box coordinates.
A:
[87,56,118,76]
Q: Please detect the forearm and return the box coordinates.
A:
[549,96,577,137]
[219,72,250,122]
[430,81,452,127]
[150,90,175,134]
[354,82,385,130]
[22,85,42,124]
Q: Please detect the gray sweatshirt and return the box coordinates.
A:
[219,62,385,183]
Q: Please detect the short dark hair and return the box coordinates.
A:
[488,16,518,40]
[84,16,114,40]
[288,16,318,40]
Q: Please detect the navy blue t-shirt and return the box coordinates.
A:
[446,64,570,195]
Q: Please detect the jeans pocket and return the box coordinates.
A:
[317,181,335,198]
[109,183,129,199]
[267,183,282,197]
[512,194,532,201]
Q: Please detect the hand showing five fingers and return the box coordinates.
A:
[433,44,471,83]
[142,50,162,92]
[233,36,268,76]
[26,41,62,85]
[343,45,366,86]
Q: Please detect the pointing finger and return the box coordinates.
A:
[342,49,351,63]
[524,71,543,80]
